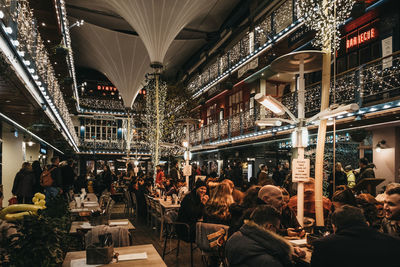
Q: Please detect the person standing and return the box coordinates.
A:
[61,159,76,194]
[12,162,35,204]
[356,157,375,183]
[258,164,273,186]
[43,156,63,199]
[31,160,42,194]
[344,165,356,188]
[155,165,165,187]
[327,162,347,198]
[169,161,181,182]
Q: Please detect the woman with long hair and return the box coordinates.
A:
[204,182,235,225]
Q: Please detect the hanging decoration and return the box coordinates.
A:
[296,0,355,52]
[145,73,167,172]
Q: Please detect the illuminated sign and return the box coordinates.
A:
[97,85,117,91]
[346,27,377,49]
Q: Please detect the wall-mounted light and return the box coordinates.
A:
[375,140,386,152]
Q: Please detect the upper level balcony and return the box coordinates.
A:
[189,51,400,147]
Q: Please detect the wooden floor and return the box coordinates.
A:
[110,203,204,267]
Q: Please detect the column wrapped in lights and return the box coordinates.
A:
[145,70,167,180]
[296,0,355,226]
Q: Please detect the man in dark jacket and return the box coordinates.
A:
[12,162,35,204]
[356,157,375,183]
[258,164,274,186]
[226,205,302,267]
[169,161,181,182]
[311,205,400,267]
[61,159,75,194]
[176,179,209,242]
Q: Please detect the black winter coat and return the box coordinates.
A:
[176,190,204,242]
[12,170,35,198]
[226,221,293,267]
[311,226,400,267]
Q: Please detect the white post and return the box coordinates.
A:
[296,57,305,227]
[185,122,190,187]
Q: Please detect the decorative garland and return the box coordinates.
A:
[145,74,167,173]
[296,0,355,52]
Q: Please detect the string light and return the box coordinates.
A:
[297,0,355,52]
[9,1,79,147]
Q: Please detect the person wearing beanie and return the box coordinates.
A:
[176,179,209,242]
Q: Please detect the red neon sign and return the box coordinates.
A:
[346,27,378,49]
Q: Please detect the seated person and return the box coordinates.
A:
[288,178,332,219]
[176,180,209,242]
[203,183,234,225]
[382,187,400,237]
[228,186,261,237]
[280,188,301,230]
[226,205,305,267]
[311,205,400,267]
[258,185,303,237]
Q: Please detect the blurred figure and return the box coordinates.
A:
[344,165,356,188]
[258,164,273,186]
[280,188,301,230]
[311,205,400,267]
[331,188,357,210]
[228,186,261,237]
[169,161,181,182]
[31,160,42,194]
[12,162,35,204]
[288,178,332,219]
[61,159,76,194]
[328,162,347,198]
[356,157,375,183]
[155,165,165,187]
[272,165,283,186]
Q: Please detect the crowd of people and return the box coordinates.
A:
[171,158,400,267]
[11,157,77,203]
[5,156,400,266]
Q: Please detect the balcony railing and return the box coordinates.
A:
[0,0,79,149]
[188,0,297,97]
[190,52,400,146]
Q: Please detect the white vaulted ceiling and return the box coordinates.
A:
[67,0,240,105]
[71,22,150,108]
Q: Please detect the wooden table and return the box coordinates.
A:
[153,198,180,240]
[62,244,166,267]
[69,219,135,234]
[158,199,180,209]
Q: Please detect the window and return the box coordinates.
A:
[206,104,217,125]
[348,51,358,69]
[229,91,243,116]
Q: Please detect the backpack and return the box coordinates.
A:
[40,167,56,187]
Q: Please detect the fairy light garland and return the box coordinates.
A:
[145,75,167,170]
[6,1,79,147]
[296,0,355,52]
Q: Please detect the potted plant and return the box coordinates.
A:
[7,196,71,267]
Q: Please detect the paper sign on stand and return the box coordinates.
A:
[292,158,310,182]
